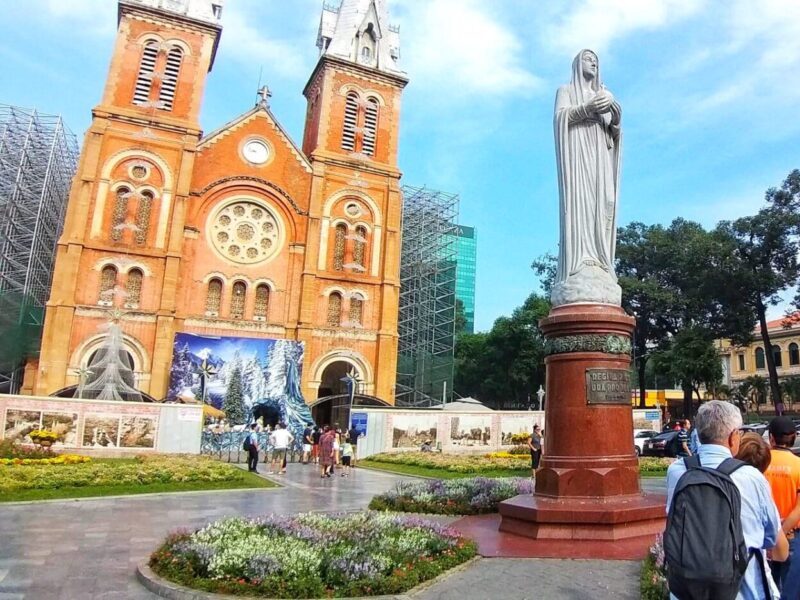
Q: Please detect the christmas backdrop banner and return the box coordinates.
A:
[168,333,313,436]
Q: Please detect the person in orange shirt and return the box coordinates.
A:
[765,416,800,598]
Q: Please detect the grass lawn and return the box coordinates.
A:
[359,459,529,479]
[0,457,276,503]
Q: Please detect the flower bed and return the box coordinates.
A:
[641,534,668,599]
[149,512,477,598]
[0,455,255,494]
[1,454,90,466]
[370,477,533,515]
[366,452,673,476]
[367,452,529,474]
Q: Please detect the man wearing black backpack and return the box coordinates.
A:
[665,400,789,599]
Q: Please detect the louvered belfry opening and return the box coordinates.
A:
[132,42,159,105]
[159,46,183,110]
[341,92,359,151]
[362,98,379,156]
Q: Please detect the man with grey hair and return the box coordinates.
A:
[666,401,788,599]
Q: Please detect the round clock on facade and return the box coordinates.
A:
[242,139,270,165]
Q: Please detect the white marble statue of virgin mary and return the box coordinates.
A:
[551,49,622,307]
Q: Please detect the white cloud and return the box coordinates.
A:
[546,0,705,56]
[219,4,311,80]
[395,0,541,97]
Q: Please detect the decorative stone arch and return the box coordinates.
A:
[137,33,165,46]
[309,349,374,397]
[252,278,277,291]
[162,38,192,56]
[319,189,383,276]
[338,84,387,107]
[68,332,151,393]
[201,271,229,285]
[321,286,347,298]
[91,149,175,248]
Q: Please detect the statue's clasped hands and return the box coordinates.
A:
[588,90,614,114]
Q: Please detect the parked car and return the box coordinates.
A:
[643,431,679,457]
[634,430,659,456]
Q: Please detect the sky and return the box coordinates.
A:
[2,0,799,331]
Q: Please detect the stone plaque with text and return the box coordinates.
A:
[585,369,631,405]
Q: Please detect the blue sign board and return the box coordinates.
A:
[351,412,368,437]
[644,411,661,421]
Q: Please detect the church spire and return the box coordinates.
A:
[317,0,402,75]
[120,0,224,27]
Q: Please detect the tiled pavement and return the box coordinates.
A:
[0,465,667,599]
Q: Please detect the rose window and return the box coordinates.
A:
[209,200,280,264]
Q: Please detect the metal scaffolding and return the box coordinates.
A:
[0,104,79,392]
[396,185,459,407]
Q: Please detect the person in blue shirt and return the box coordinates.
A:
[666,401,789,600]
[246,423,259,473]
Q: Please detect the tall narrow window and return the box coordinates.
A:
[349,296,363,327]
[772,345,783,368]
[133,42,159,105]
[125,269,143,307]
[333,223,347,271]
[738,353,745,371]
[755,347,766,370]
[231,281,247,319]
[205,278,222,315]
[362,98,379,156]
[159,46,183,111]
[341,93,358,152]
[254,284,270,321]
[99,265,118,305]
[135,191,153,245]
[111,187,130,241]
[353,225,368,268]
[790,343,799,366]
[327,293,342,327]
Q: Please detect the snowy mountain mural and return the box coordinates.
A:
[168,333,313,441]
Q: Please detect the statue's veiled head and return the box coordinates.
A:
[570,49,602,98]
[580,50,598,81]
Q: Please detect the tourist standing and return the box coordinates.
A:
[302,423,313,464]
[528,424,543,479]
[311,426,322,464]
[268,422,294,475]
[764,416,800,598]
[347,422,361,468]
[246,423,259,473]
[333,425,342,466]
[665,401,788,599]
[341,439,353,477]
[676,419,692,457]
[319,425,335,478]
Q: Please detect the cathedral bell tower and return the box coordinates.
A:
[299,0,408,404]
[31,0,223,396]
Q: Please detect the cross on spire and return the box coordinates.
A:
[257,85,272,107]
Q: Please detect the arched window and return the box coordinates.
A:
[349,295,364,327]
[341,92,358,152]
[353,225,368,268]
[254,284,270,321]
[327,292,342,327]
[159,46,183,111]
[111,187,130,241]
[205,278,222,315]
[360,26,377,66]
[135,191,153,245]
[333,223,347,271]
[790,343,799,366]
[125,269,143,307]
[133,42,159,105]
[99,265,118,305]
[362,97,379,156]
[755,347,766,370]
[772,345,783,368]
[230,281,247,319]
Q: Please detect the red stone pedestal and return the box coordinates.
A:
[498,304,666,558]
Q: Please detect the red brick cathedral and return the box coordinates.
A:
[26,0,407,405]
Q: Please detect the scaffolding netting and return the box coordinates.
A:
[396,185,459,407]
[0,104,78,393]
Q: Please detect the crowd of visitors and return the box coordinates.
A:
[242,421,362,479]
[665,401,799,599]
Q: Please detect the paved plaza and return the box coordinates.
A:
[0,466,667,599]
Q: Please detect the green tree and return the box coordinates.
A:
[222,365,247,424]
[453,293,549,409]
[780,376,800,409]
[652,328,723,411]
[738,375,769,414]
[715,170,800,414]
